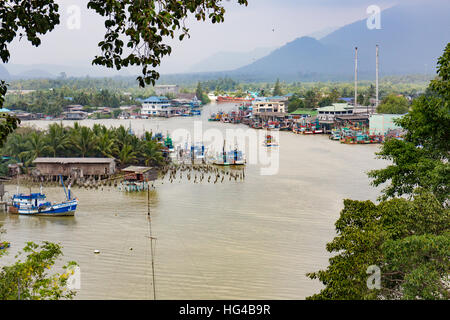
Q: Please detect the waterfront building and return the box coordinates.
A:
[141,96,176,117]
[63,110,88,120]
[317,103,354,121]
[252,100,287,122]
[369,114,404,135]
[121,166,158,182]
[252,101,286,114]
[33,158,116,179]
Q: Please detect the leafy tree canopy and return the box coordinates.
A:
[307,190,449,300]
[0,241,78,300]
[376,94,410,114]
[369,44,450,204]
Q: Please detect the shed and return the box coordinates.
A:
[33,158,116,178]
[121,166,158,182]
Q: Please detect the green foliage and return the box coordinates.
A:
[369,44,450,204]
[1,123,166,168]
[0,241,77,300]
[376,94,410,114]
[273,79,283,96]
[303,89,319,109]
[309,44,450,300]
[287,94,305,113]
[86,0,248,87]
[195,82,210,104]
[307,191,449,300]
[0,1,60,63]
[4,88,129,115]
[382,234,450,300]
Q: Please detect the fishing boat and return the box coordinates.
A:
[213,141,246,166]
[329,131,341,141]
[164,134,175,152]
[263,133,279,147]
[9,178,78,216]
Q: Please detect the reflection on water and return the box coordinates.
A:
[0,104,387,299]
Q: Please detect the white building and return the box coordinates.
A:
[252,101,286,114]
[141,96,174,117]
[317,103,354,121]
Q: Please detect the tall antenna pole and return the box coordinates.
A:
[147,183,156,300]
[376,45,379,112]
[354,47,358,112]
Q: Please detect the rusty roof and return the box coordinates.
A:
[33,158,115,164]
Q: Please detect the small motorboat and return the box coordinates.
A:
[264,134,279,147]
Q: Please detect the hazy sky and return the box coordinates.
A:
[6,0,407,74]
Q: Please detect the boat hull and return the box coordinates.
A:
[17,200,78,216]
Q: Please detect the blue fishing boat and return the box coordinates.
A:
[9,177,78,216]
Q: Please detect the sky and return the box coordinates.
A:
[5,0,411,75]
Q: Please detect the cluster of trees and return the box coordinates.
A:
[307,44,450,300]
[4,88,134,116]
[2,123,165,170]
[201,78,240,92]
[376,94,410,114]
[0,241,77,300]
[195,82,211,105]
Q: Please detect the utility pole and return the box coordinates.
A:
[376,44,379,113]
[354,47,358,113]
[147,182,156,300]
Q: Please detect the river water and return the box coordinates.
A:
[0,103,387,299]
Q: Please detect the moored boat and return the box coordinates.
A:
[9,178,78,216]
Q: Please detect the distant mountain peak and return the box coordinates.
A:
[230,1,449,81]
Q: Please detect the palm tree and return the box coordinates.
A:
[118,144,137,166]
[20,132,51,165]
[47,122,69,157]
[140,140,164,167]
[96,132,116,158]
[71,126,97,157]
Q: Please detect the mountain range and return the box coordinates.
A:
[1,0,449,82]
[230,1,450,81]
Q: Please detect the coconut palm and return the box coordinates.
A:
[70,126,97,157]
[118,144,137,166]
[47,122,69,157]
[20,131,52,165]
[140,140,164,166]
[96,132,117,158]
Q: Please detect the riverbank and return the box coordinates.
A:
[0,104,388,299]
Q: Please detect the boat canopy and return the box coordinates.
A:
[13,193,46,200]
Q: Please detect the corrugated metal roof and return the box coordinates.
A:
[121,166,153,173]
[33,158,115,164]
